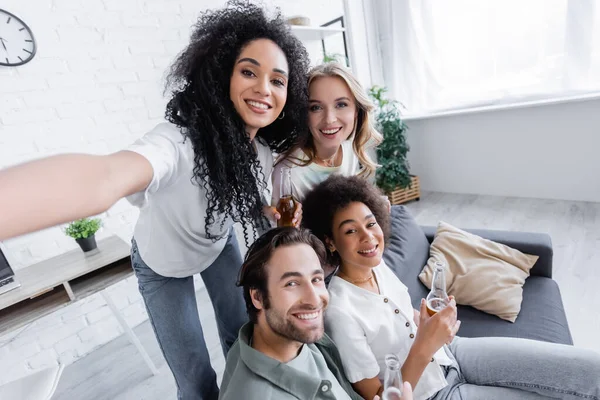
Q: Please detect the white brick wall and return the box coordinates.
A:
[0,0,347,387]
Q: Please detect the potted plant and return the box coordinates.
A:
[65,218,102,252]
[369,86,420,205]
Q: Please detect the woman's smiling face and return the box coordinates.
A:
[307,76,357,152]
[329,201,385,272]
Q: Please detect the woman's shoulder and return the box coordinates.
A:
[324,293,355,322]
[375,260,409,291]
[273,149,311,172]
[131,121,191,154]
[326,277,363,307]
[340,140,360,172]
[341,140,355,151]
[279,147,309,164]
[254,137,272,154]
[127,122,191,163]
[147,121,185,140]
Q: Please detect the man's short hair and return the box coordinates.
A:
[237,227,327,323]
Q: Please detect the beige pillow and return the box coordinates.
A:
[418,221,539,322]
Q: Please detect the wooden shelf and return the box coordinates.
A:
[0,236,131,335]
[70,259,132,301]
[0,285,71,333]
[290,25,345,41]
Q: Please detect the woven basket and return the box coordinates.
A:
[287,16,311,26]
[386,175,421,205]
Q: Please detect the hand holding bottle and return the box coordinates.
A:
[276,167,302,227]
[426,261,449,315]
[414,296,460,357]
[373,382,413,400]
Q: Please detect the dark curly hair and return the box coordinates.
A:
[165,1,310,244]
[302,175,390,266]
[237,227,327,323]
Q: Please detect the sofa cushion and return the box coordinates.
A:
[383,205,430,309]
[419,221,539,322]
[383,205,573,345]
[454,277,573,345]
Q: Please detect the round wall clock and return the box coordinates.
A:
[0,9,36,67]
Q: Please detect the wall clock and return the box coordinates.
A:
[0,9,36,67]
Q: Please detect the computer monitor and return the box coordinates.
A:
[0,243,14,281]
[0,242,20,295]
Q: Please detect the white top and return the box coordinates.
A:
[126,122,273,278]
[325,260,453,400]
[286,344,352,400]
[271,140,359,203]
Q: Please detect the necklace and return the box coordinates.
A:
[338,271,374,285]
[315,148,340,167]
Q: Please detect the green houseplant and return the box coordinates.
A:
[369,86,420,204]
[322,52,349,66]
[65,218,102,252]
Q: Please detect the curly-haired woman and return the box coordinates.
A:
[0,2,308,398]
[302,175,600,400]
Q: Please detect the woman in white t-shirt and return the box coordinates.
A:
[0,3,306,399]
[270,63,382,211]
[302,175,600,400]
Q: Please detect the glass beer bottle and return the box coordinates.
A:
[276,168,296,227]
[426,261,449,316]
[382,354,403,399]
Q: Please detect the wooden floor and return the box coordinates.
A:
[53,191,600,399]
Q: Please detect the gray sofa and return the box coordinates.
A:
[383,205,573,345]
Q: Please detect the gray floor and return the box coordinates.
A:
[54,286,222,400]
[53,191,600,399]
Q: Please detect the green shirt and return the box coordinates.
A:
[219,323,364,400]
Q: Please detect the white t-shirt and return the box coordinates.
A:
[325,260,453,400]
[271,140,360,204]
[286,344,352,400]
[126,122,273,278]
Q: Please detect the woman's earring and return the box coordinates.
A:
[278,111,285,120]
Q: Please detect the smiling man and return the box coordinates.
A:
[218,227,362,400]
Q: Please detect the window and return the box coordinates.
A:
[373,0,600,115]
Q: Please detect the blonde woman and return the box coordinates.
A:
[271,62,382,208]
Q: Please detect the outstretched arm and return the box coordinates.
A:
[0,151,152,240]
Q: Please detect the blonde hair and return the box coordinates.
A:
[276,62,382,179]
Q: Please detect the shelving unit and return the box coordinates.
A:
[0,236,131,333]
[0,235,158,374]
[290,25,345,42]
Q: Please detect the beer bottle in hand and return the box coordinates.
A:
[382,354,403,399]
[426,261,449,316]
[276,168,296,227]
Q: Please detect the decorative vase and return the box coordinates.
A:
[76,235,97,252]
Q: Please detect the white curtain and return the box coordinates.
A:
[371,0,600,116]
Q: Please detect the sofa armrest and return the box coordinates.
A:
[421,226,553,279]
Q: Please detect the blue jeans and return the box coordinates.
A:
[431,336,600,399]
[131,229,247,400]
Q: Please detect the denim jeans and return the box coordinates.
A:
[131,229,247,400]
[431,336,600,400]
